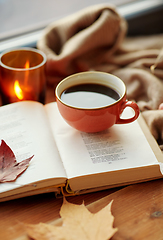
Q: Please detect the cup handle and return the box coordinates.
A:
[116,101,140,124]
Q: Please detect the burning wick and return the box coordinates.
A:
[14,80,24,100]
[13,61,30,101]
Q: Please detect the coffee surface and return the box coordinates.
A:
[60,83,120,109]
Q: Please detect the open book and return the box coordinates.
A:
[0,101,162,202]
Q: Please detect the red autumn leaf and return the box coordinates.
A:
[0,140,33,183]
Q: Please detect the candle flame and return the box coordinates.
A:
[13,61,30,100]
[25,60,30,69]
[14,80,24,100]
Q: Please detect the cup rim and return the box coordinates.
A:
[0,47,47,71]
[55,71,126,110]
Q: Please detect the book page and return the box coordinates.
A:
[45,102,161,182]
[0,101,67,194]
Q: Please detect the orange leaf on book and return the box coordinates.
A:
[25,198,117,240]
[0,140,33,183]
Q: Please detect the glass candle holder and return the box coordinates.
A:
[0,48,46,105]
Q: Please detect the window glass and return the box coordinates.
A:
[0,0,136,40]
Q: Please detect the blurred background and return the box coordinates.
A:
[0,0,135,40]
[0,0,163,52]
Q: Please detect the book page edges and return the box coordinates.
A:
[68,163,162,193]
[0,178,67,202]
[0,184,65,202]
[62,175,163,197]
[3,164,161,201]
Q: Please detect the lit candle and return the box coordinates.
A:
[0,48,47,105]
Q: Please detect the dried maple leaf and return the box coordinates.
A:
[25,198,117,240]
[0,140,33,183]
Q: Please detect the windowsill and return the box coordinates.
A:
[0,0,163,53]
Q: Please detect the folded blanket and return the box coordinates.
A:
[37,4,127,84]
[37,4,163,148]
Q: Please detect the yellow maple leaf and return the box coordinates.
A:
[25,198,117,240]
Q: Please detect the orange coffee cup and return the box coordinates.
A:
[55,71,139,132]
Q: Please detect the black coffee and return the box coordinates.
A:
[61,83,120,109]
